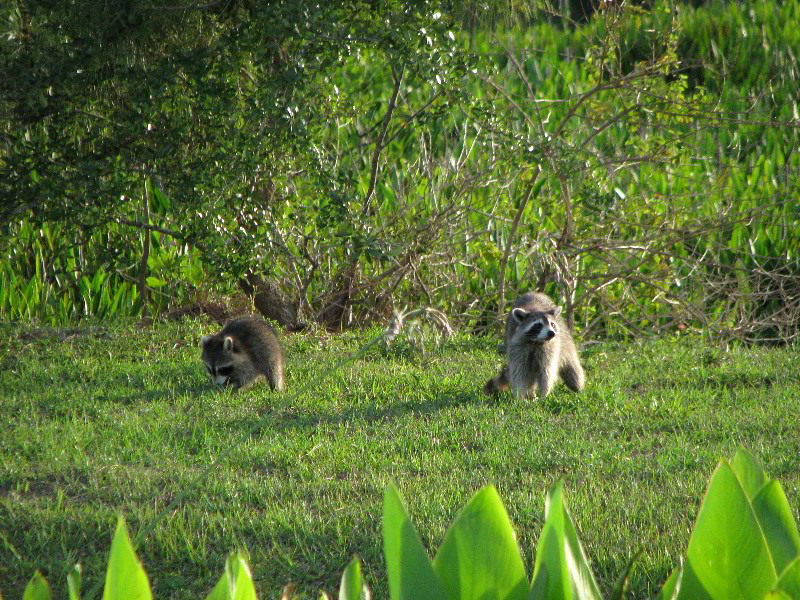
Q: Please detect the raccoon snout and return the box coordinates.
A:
[546,330,556,340]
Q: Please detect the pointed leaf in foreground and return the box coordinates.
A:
[68,564,82,600]
[230,552,257,600]
[432,485,527,600]
[205,560,233,600]
[560,487,603,600]
[23,571,51,600]
[205,551,257,600]
[730,448,769,500]
[206,554,235,600]
[531,480,603,600]
[530,520,567,600]
[683,460,776,599]
[530,481,569,600]
[752,480,800,575]
[772,556,800,598]
[658,562,683,600]
[339,556,366,600]
[383,484,447,600]
[103,517,152,600]
[668,558,715,600]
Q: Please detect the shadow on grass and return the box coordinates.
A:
[235,387,487,438]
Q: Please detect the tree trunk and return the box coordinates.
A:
[238,272,305,331]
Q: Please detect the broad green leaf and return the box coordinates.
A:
[339,556,367,600]
[109,284,125,315]
[91,269,106,294]
[531,480,602,600]
[530,514,568,600]
[730,448,769,500]
[752,480,800,574]
[231,553,257,600]
[561,486,603,600]
[432,485,527,600]
[528,560,549,600]
[682,460,776,599]
[530,482,568,600]
[78,275,90,300]
[23,571,51,600]
[206,552,257,600]
[771,556,800,598]
[205,559,233,600]
[104,517,152,600]
[150,181,171,212]
[103,517,152,600]
[658,563,683,600]
[383,484,447,600]
[670,559,712,600]
[68,564,82,600]
[145,276,167,288]
[531,178,546,199]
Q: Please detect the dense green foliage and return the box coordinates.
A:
[1,320,798,597]
[2,0,798,340]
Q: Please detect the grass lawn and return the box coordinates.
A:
[1,318,798,599]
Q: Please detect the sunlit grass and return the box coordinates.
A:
[1,319,798,598]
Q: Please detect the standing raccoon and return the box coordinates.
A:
[201,316,285,392]
[484,292,584,398]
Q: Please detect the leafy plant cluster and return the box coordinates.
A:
[1,0,798,341]
[18,449,800,599]
[449,0,799,341]
[0,184,205,322]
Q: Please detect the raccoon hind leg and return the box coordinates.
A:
[268,363,285,392]
[483,366,510,396]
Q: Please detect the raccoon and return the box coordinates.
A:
[484,292,584,398]
[201,316,285,392]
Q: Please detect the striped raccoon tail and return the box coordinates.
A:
[483,366,510,396]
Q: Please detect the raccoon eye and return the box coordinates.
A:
[529,323,542,336]
[218,366,234,376]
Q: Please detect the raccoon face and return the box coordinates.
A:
[201,335,247,387]
[512,307,560,342]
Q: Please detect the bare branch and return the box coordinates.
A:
[362,63,405,217]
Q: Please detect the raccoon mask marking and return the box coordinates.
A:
[512,306,561,342]
[201,335,240,386]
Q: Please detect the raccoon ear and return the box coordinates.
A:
[511,308,529,322]
[550,306,562,317]
[223,336,235,351]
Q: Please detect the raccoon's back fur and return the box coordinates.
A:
[484,292,584,398]
[201,316,285,392]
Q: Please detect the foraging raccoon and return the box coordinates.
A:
[201,316,285,392]
[483,292,584,398]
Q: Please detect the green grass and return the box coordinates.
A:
[1,319,798,599]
